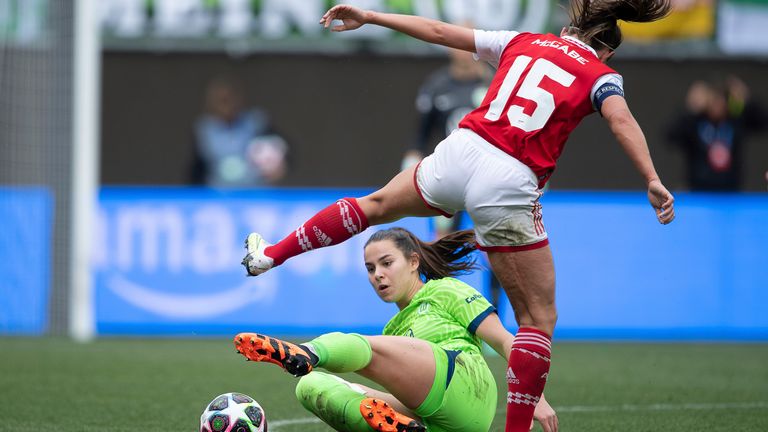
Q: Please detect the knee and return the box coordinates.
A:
[530,305,557,335]
[359,194,388,224]
[295,372,326,405]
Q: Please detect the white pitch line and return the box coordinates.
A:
[269,417,323,429]
[270,401,768,430]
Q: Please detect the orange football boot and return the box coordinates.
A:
[234,332,314,377]
[360,398,426,432]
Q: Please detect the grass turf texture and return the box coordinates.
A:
[0,338,766,431]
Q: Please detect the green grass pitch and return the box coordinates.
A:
[1,338,766,431]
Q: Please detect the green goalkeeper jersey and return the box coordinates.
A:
[382,277,496,355]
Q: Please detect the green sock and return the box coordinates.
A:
[295,371,374,432]
[307,332,372,373]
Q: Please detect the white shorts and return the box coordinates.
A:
[414,128,548,251]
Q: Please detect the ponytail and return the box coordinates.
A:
[568,0,672,51]
[364,228,479,281]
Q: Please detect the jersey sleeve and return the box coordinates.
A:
[591,73,625,112]
[473,29,520,68]
[433,279,496,335]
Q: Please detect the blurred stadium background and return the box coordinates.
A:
[1,1,767,431]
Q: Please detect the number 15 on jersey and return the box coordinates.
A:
[485,56,576,133]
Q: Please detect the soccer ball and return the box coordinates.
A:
[200,392,268,432]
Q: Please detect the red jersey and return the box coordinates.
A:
[459,32,619,187]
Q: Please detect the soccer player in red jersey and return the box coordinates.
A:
[242,1,676,431]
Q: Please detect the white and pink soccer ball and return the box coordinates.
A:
[200,392,267,432]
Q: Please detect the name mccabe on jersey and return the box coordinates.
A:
[530,38,590,65]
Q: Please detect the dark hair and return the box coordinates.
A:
[568,0,672,51]
[364,228,478,281]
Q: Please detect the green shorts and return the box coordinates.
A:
[414,343,497,432]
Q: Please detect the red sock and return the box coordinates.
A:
[264,198,369,266]
[505,327,551,432]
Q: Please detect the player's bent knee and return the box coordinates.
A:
[294,373,324,403]
[294,372,373,431]
[358,194,391,224]
[295,372,349,410]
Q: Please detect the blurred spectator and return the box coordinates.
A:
[401,47,491,171]
[190,76,288,187]
[667,77,766,191]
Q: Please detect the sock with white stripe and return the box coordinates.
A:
[505,327,552,432]
[264,198,369,266]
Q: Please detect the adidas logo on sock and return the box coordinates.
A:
[506,367,520,385]
[312,226,332,246]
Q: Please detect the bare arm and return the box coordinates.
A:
[601,95,676,225]
[320,5,476,52]
[474,312,514,359]
[601,95,659,184]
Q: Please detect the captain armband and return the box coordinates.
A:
[594,83,625,113]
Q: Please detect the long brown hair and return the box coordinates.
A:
[364,228,478,281]
[568,0,672,51]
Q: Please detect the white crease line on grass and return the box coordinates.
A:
[269,417,323,429]
[270,401,768,430]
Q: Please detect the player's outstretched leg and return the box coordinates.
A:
[234,333,315,377]
[241,197,369,276]
[241,165,439,277]
[360,398,426,432]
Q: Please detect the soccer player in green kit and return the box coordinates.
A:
[234,228,558,432]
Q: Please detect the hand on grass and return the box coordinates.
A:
[532,394,558,432]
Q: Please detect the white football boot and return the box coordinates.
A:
[241,233,275,276]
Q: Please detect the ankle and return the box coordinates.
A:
[299,343,320,367]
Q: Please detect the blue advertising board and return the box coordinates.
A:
[496,193,768,340]
[94,188,451,336]
[94,188,768,340]
[0,187,53,335]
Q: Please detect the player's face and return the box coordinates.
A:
[364,239,420,305]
